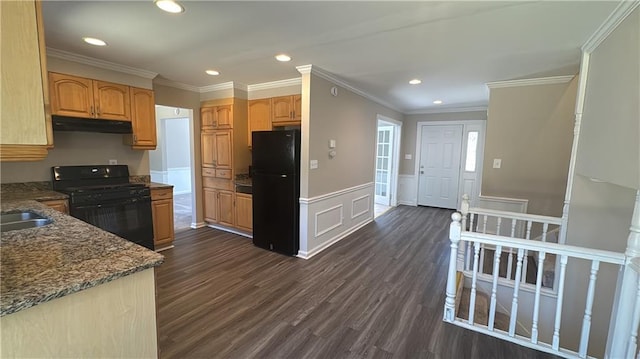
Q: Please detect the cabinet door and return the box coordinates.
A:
[203,188,218,223]
[218,190,234,226]
[41,199,68,214]
[130,87,157,149]
[49,72,94,118]
[248,99,271,147]
[93,81,130,121]
[152,198,174,248]
[272,96,292,123]
[292,95,302,123]
[214,130,232,169]
[201,107,215,130]
[235,194,252,231]
[201,132,216,167]
[215,105,232,129]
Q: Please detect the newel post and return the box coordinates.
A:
[606,190,640,358]
[444,212,462,322]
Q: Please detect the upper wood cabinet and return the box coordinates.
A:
[201,130,232,169]
[129,87,157,149]
[0,0,53,161]
[271,95,301,126]
[201,105,232,130]
[49,72,130,121]
[248,99,272,147]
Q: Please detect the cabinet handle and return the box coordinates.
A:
[96,106,100,116]
[90,106,94,117]
[133,134,138,143]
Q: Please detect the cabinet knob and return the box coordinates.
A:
[90,106,94,117]
[133,134,138,143]
[96,106,100,116]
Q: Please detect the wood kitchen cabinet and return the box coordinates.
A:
[272,95,301,126]
[0,0,53,161]
[201,130,232,169]
[203,188,234,227]
[127,87,157,150]
[49,72,131,121]
[40,199,69,214]
[201,105,232,130]
[248,99,272,147]
[151,187,174,251]
[235,193,253,232]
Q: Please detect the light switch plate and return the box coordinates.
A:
[493,158,502,169]
[404,154,412,160]
[310,160,318,169]
[109,159,118,165]
[329,140,336,149]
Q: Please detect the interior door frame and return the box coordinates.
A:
[375,115,402,207]
[414,119,486,209]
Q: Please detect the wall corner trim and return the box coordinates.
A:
[582,1,639,54]
[486,75,575,89]
[47,47,158,79]
[295,64,402,113]
[247,78,302,91]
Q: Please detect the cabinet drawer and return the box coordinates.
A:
[203,177,233,191]
[151,188,173,201]
[215,169,231,179]
[202,168,216,177]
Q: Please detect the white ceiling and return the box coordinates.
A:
[41,1,618,114]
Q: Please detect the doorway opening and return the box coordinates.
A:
[415,120,485,210]
[374,115,401,218]
[149,106,195,232]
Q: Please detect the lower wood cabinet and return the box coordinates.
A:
[204,188,234,227]
[151,187,174,251]
[40,199,68,214]
[235,193,252,232]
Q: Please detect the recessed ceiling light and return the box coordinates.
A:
[206,70,220,76]
[82,37,107,46]
[155,0,185,14]
[433,100,443,105]
[275,54,292,62]
[409,79,422,85]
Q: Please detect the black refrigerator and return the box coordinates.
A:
[252,130,301,256]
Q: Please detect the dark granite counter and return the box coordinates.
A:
[0,200,164,316]
[147,182,174,190]
[0,182,67,202]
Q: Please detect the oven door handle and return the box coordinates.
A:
[72,196,151,209]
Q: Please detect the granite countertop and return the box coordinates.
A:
[0,200,164,317]
[235,173,252,187]
[0,182,67,202]
[147,182,174,190]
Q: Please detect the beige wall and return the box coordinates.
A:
[577,8,639,189]
[152,82,203,224]
[482,77,578,216]
[304,74,402,198]
[0,131,149,183]
[47,56,152,89]
[248,84,301,100]
[401,110,487,175]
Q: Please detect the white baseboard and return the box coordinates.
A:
[297,218,372,259]
[398,200,417,206]
[190,222,206,229]
[155,245,174,252]
[206,223,253,239]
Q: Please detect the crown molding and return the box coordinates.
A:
[582,1,639,54]
[46,47,158,79]
[153,77,200,92]
[248,78,301,91]
[199,81,248,93]
[486,75,575,89]
[296,64,402,113]
[406,106,488,115]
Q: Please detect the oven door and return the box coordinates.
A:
[70,196,154,250]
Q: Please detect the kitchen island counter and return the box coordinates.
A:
[0,200,163,317]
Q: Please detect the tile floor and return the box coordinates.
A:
[173,192,193,230]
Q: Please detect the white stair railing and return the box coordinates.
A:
[445,212,626,359]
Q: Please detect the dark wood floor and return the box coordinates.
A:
[155,205,554,358]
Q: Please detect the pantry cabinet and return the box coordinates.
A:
[0,0,53,161]
[201,130,232,169]
[203,188,234,227]
[201,105,232,130]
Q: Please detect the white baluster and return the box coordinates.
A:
[469,213,475,233]
[579,260,600,358]
[461,194,470,231]
[482,215,488,234]
[489,245,502,330]
[626,275,640,358]
[526,220,533,240]
[469,241,481,324]
[542,223,549,242]
[510,219,517,237]
[521,221,533,284]
[531,251,546,344]
[479,244,486,274]
[444,213,462,322]
[509,249,525,337]
[552,255,569,351]
[496,217,502,236]
[465,241,472,271]
[506,248,514,280]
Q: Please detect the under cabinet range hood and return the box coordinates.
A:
[52,116,133,134]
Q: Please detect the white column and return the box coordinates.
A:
[606,191,640,358]
[444,212,462,322]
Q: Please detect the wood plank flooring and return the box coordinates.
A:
[156,205,555,358]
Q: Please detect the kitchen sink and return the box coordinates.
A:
[0,211,53,232]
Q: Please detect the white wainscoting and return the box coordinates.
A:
[298,182,374,259]
[476,195,528,213]
[397,174,417,206]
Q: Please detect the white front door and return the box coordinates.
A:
[417,125,463,209]
[375,125,394,205]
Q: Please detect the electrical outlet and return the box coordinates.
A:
[493,158,502,169]
[109,159,118,165]
[310,160,318,169]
